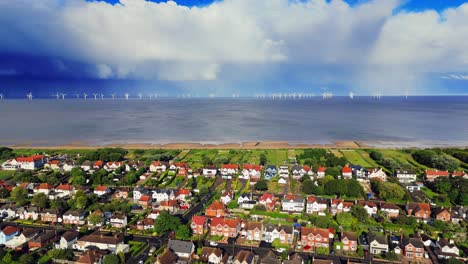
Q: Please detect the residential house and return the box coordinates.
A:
[138,195,152,209]
[93,185,110,196]
[155,248,177,264]
[259,193,276,211]
[87,210,106,227]
[350,164,367,179]
[221,164,238,179]
[406,202,431,222]
[369,234,389,255]
[316,167,327,178]
[203,165,218,177]
[260,251,281,264]
[75,231,126,253]
[200,247,223,264]
[55,183,75,198]
[210,217,240,238]
[57,231,79,249]
[395,169,417,183]
[233,250,255,264]
[93,160,103,170]
[206,201,227,217]
[136,218,155,231]
[241,164,262,180]
[406,183,422,192]
[81,160,92,172]
[342,166,353,179]
[368,168,387,181]
[28,230,57,249]
[175,188,191,201]
[40,209,60,223]
[159,200,178,213]
[282,195,304,213]
[291,165,305,180]
[435,238,460,259]
[109,213,127,228]
[34,183,54,195]
[125,160,145,172]
[104,161,124,172]
[0,204,18,219]
[220,191,234,205]
[278,177,288,185]
[173,162,190,176]
[356,201,378,216]
[2,155,44,170]
[45,160,61,170]
[306,196,328,214]
[433,208,451,222]
[148,209,160,219]
[76,249,105,264]
[62,160,76,172]
[150,161,169,173]
[152,189,175,203]
[246,222,263,241]
[0,226,19,244]
[18,206,39,221]
[330,199,352,215]
[238,193,252,205]
[359,233,370,251]
[283,254,303,264]
[278,165,289,178]
[341,231,358,252]
[403,237,425,259]
[113,188,130,199]
[277,225,294,245]
[300,227,330,249]
[133,186,150,201]
[191,215,206,236]
[63,210,86,225]
[425,170,449,182]
[167,239,195,259]
[452,170,468,179]
[380,203,400,218]
[264,165,277,180]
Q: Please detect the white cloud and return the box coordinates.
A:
[0,0,467,94]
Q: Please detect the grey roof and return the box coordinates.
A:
[168,240,194,255]
[264,223,278,232]
[291,165,301,171]
[404,237,424,248]
[279,225,293,234]
[260,251,280,264]
[370,233,388,245]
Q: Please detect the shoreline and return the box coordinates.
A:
[4,140,468,150]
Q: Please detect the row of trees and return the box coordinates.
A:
[370,179,407,201]
[412,149,460,171]
[369,150,412,171]
[429,177,468,206]
[302,176,364,198]
[298,149,347,168]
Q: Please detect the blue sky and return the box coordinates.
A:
[1,0,468,97]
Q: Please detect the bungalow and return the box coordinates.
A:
[380,203,400,218]
[76,249,105,264]
[282,195,305,213]
[342,166,353,179]
[137,218,155,231]
[433,208,451,222]
[368,168,387,182]
[34,183,54,195]
[57,231,79,249]
[0,226,20,244]
[200,247,223,264]
[63,210,86,225]
[395,169,417,184]
[28,230,57,249]
[93,185,110,196]
[93,160,103,170]
[221,164,238,179]
[210,217,240,238]
[264,165,277,180]
[104,161,124,172]
[81,160,92,172]
[150,161,169,173]
[356,201,378,216]
[125,160,145,172]
[316,166,327,178]
[45,160,61,170]
[306,196,328,214]
[246,222,263,241]
[406,202,431,222]
[206,201,227,218]
[259,193,276,211]
[341,231,358,252]
[138,195,152,209]
[152,189,175,203]
[233,250,255,264]
[175,188,191,201]
[168,239,195,259]
[75,231,125,253]
[191,215,206,235]
[241,164,262,180]
[452,170,468,179]
[62,160,76,172]
[300,227,330,249]
[435,238,460,259]
[369,234,389,255]
[55,183,75,198]
[425,169,449,182]
[203,165,218,177]
[40,209,60,223]
[403,237,425,259]
[220,191,234,205]
[109,213,127,228]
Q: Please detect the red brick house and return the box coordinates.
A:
[258,193,276,211]
[406,202,431,221]
[300,227,330,249]
[433,208,451,222]
[246,222,263,241]
[205,201,227,217]
[209,217,240,238]
[341,231,358,251]
[138,195,152,209]
[404,237,425,259]
[191,215,206,236]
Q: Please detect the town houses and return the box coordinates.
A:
[425,169,450,182]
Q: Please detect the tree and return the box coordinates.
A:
[435,178,452,194]
[385,251,399,261]
[0,252,12,264]
[154,210,181,233]
[176,225,191,239]
[259,153,267,166]
[88,212,104,226]
[18,253,35,264]
[302,179,322,195]
[336,213,357,229]
[50,199,67,210]
[103,254,120,264]
[32,193,49,209]
[69,167,86,185]
[0,188,9,199]
[350,205,368,222]
[345,179,364,198]
[356,245,364,257]
[255,180,268,191]
[11,186,28,206]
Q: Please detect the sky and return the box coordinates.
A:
[0,0,468,98]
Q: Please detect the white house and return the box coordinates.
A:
[2,155,44,170]
[75,232,127,253]
[62,161,76,172]
[306,196,328,214]
[237,194,252,205]
[316,167,327,178]
[370,235,389,255]
[104,161,124,172]
[81,160,93,172]
[152,189,175,203]
[220,191,234,205]
[93,185,111,196]
[56,231,79,249]
[150,161,168,173]
[221,164,238,178]
[168,240,195,259]
[241,165,262,180]
[62,210,86,225]
[0,205,18,219]
[278,178,288,184]
[281,195,304,213]
[202,166,218,177]
[435,238,460,259]
[110,214,127,228]
[368,168,387,181]
[395,169,417,184]
[278,165,289,178]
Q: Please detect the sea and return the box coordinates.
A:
[0,96,467,147]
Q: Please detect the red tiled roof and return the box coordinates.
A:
[259,193,274,201]
[48,160,60,165]
[93,160,103,167]
[211,217,239,228]
[284,194,299,200]
[192,215,206,226]
[56,184,74,191]
[317,166,327,172]
[426,170,449,176]
[151,161,162,166]
[307,196,317,202]
[139,195,151,202]
[243,164,262,171]
[36,183,54,190]
[95,185,108,192]
[2,226,19,236]
[178,188,191,195]
[207,200,226,211]
[106,161,123,167]
[303,165,311,172]
[160,200,176,207]
[174,162,188,168]
[452,171,466,177]
[16,157,34,162]
[301,227,329,237]
[331,199,343,205]
[342,167,352,173]
[222,164,238,169]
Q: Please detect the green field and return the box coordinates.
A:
[0,170,15,179]
[340,150,376,167]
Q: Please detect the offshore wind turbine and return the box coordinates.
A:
[61,93,66,100]
[27,92,33,100]
[93,93,98,100]
[138,93,143,100]
[52,93,60,100]
[100,93,104,100]
[0,93,4,100]
[75,93,80,99]
[83,93,88,100]
[111,93,116,100]
[349,91,354,100]
[124,93,129,100]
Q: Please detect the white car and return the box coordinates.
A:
[209,241,218,246]
[276,248,286,253]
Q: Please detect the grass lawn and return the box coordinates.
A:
[421,187,438,199]
[267,179,284,194]
[340,150,374,167]
[265,150,289,165]
[356,150,379,167]
[330,149,343,157]
[0,170,15,179]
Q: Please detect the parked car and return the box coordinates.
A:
[209,241,218,246]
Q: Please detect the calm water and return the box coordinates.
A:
[0,96,467,147]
